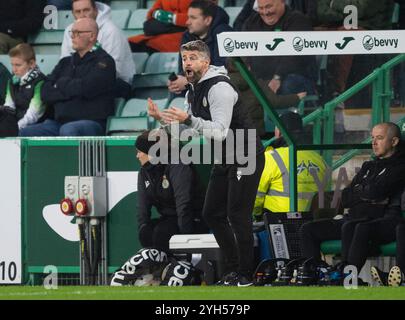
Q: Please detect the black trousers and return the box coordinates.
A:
[347,217,404,270]
[301,216,404,270]
[138,216,179,253]
[396,223,405,270]
[202,153,265,277]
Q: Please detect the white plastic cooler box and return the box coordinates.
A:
[169,233,259,285]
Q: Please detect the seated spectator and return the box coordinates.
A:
[19,18,116,137]
[300,122,405,282]
[0,0,45,54]
[233,0,317,30]
[128,0,192,53]
[226,58,307,137]
[0,44,47,137]
[61,0,135,92]
[135,130,208,252]
[243,0,317,95]
[253,112,327,219]
[47,0,110,9]
[167,0,233,95]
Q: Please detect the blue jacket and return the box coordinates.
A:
[41,47,116,124]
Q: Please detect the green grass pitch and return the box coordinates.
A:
[0,286,405,300]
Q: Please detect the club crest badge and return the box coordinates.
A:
[162,175,170,189]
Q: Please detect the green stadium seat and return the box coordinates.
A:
[36,54,60,75]
[111,9,131,29]
[132,52,149,74]
[167,96,186,110]
[132,73,170,99]
[224,7,242,27]
[131,52,178,99]
[106,116,149,135]
[114,97,126,115]
[144,52,179,74]
[0,55,11,72]
[123,9,148,37]
[28,31,65,47]
[32,45,61,55]
[110,0,139,11]
[28,10,74,53]
[118,98,167,116]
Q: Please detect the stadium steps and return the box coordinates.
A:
[343,107,405,131]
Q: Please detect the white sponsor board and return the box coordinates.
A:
[0,140,21,284]
[218,30,405,57]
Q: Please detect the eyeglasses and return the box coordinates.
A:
[69,30,93,38]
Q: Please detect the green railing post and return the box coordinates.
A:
[233,57,298,212]
[323,104,334,166]
[372,69,383,127]
[383,68,393,122]
[289,144,298,212]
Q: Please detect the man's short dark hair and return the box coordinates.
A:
[181,40,211,60]
[72,0,97,9]
[189,0,216,18]
[379,122,401,140]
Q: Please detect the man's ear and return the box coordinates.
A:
[392,136,400,147]
[205,16,213,26]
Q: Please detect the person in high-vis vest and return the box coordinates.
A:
[253,112,328,219]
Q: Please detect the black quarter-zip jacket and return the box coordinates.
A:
[137,162,205,234]
[41,47,116,124]
[342,142,405,219]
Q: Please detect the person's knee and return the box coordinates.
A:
[138,224,154,248]
[59,123,80,136]
[300,221,315,238]
[19,125,40,137]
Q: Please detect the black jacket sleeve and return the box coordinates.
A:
[233,0,255,31]
[55,56,116,100]
[137,171,153,231]
[0,0,45,38]
[41,58,72,105]
[168,164,195,234]
[41,55,116,104]
[342,159,405,207]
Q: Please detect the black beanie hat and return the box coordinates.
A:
[135,130,159,154]
[280,111,303,133]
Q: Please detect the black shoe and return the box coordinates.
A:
[236,274,254,287]
[371,266,388,286]
[216,271,238,286]
[216,272,254,287]
[388,266,404,287]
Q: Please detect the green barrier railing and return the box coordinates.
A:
[234,53,405,212]
[325,54,405,167]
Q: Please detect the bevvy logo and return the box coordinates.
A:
[223,38,258,53]
[292,37,328,52]
[363,35,399,51]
